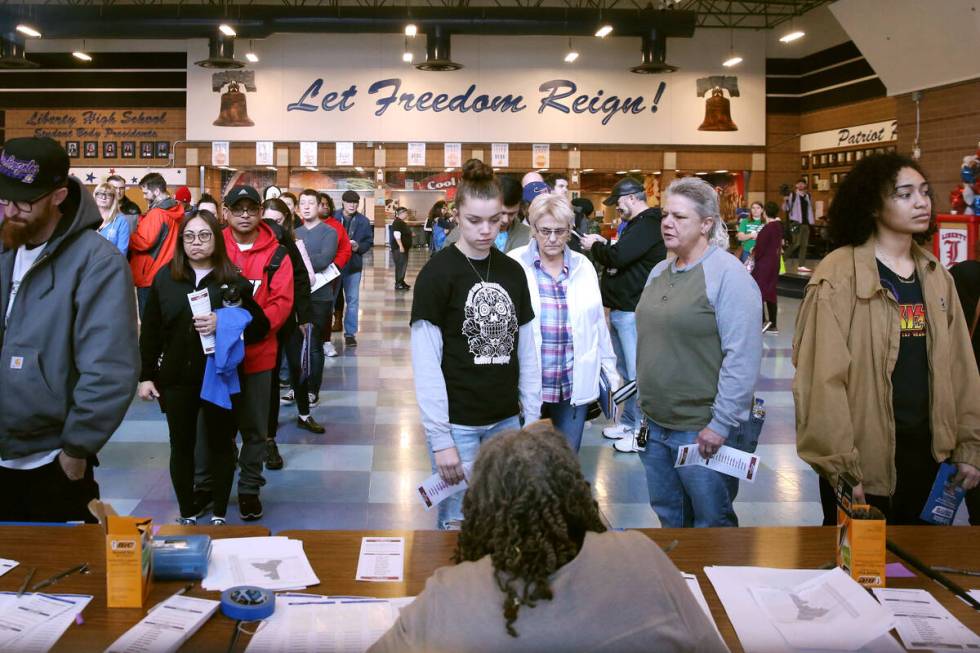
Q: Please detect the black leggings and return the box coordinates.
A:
[160,386,237,518]
[269,326,311,440]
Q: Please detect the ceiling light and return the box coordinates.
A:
[245,52,259,63]
[405,24,418,37]
[564,50,579,63]
[355,166,364,172]
[695,171,707,175]
[306,166,318,171]
[402,51,413,63]
[16,24,41,38]
[722,56,742,67]
[780,30,805,43]
[629,168,641,172]
[714,169,729,173]
[266,166,277,171]
[595,25,613,38]
[399,167,407,172]
[445,167,453,172]
[72,51,91,62]
[653,171,661,175]
[581,168,594,172]
[615,170,627,174]
[219,24,236,37]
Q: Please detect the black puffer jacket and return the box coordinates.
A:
[590,207,667,311]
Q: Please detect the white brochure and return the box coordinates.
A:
[355,537,405,583]
[186,289,215,355]
[416,462,474,511]
[0,561,17,578]
[105,595,219,653]
[873,588,980,652]
[0,593,76,650]
[675,444,761,482]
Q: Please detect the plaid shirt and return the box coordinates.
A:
[533,244,574,404]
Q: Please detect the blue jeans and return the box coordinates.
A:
[429,415,521,530]
[638,421,739,528]
[545,400,588,452]
[342,271,362,336]
[608,310,638,429]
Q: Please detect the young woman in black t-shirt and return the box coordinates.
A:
[410,160,542,530]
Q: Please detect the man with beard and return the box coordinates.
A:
[129,172,184,318]
[0,137,138,521]
[580,177,666,453]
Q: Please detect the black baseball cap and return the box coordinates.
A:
[223,185,261,206]
[0,137,70,202]
[341,190,360,203]
[571,197,594,216]
[603,177,644,206]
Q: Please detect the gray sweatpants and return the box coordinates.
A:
[231,370,271,496]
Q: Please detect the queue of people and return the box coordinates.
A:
[1,136,978,538]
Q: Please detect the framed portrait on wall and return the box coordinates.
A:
[83,141,98,158]
[121,141,136,159]
[66,141,80,158]
[801,155,808,170]
[156,141,170,159]
[103,141,117,159]
[845,150,854,163]
[820,154,828,166]
[801,175,809,186]
[140,142,154,158]
[855,150,864,161]
[831,172,840,186]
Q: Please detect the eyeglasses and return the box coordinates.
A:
[94,192,113,199]
[182,230,213,244]
[229,207,261,218]
[536,227,570,239]
[0,190,54,213]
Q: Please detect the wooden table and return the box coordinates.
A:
[0,525,977,652]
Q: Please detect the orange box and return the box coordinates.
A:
[104,515,153,608]
[837,502,886,588]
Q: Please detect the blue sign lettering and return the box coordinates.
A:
[288,79,359,112]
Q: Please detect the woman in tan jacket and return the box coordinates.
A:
[793,153,980,525]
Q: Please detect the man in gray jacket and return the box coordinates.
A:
[0,137,138,522]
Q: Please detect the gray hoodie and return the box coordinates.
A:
[0,177,139,460]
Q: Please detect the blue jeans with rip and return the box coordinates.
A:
[638,421,740,528]
[608,310,638,429]
[429,415,521,530]
[545,399,588,452]
[342,271,362,337]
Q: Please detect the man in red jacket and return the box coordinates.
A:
[129,172,183,318]
[222,185,294,521]
[317,192,350,356]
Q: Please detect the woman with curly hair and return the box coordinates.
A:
[369,423,726,652]
[793,152,980,525]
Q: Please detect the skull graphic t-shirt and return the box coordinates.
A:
[411,245,534,426]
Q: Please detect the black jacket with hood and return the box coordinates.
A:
[0,177,139,460]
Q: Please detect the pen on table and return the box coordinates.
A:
[662,540,679,555]
[30,562,90,592]
[931,566,980,578]
[886,539,980,611]
[16,567,36,597]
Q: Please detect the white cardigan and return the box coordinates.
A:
[510,244,622,407]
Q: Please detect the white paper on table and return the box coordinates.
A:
[355,538,404,582]
[186,289,215,355]
[680,573,727,648]
[704,566,903,653]
[873,588,980,652]
[747,568,894,651]
[0,593,75,648]
[0,593,91,653]
[104,595,220,653]
[202,537,319,592]
[416,462,473,511]
[0,561,17,578]
[675,445,762,483]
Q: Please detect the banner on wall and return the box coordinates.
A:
[491,143,509,167]
[255,141,273,165]
[532,144,550,169]
[212,141,230,166]
[185,33,765,145]
[800,120,897,152]
[336,141,354,166]
[408,142,426,166]
[300,141,318,166]
[444,143,462,168]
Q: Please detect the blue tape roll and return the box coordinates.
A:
[220,586,276,621]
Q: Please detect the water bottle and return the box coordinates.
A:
[752,397,765,420]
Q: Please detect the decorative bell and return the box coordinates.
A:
[699,89,738,132]
[213,81,254,127]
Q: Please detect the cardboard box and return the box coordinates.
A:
[835,475,886,588]
[92,501,153,608]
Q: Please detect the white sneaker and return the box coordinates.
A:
[613,430,645,453]
[602,424,631,440]
[762,321,772,334]
[324,342,338,357]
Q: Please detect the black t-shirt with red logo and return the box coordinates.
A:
[877,259,930,439]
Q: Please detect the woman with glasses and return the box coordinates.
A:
[93,182,130,255]
[794,153,980,525]
[137,210,269,525]
[509,193,620,452]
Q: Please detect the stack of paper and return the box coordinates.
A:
[0,561,18,577]
[0,592,92,653]
[202,537,319,592]
[680,573,727,649]
[244,594,415,653]
[873,588,980,651]
[704,566,903,652]
[105,594,220,653]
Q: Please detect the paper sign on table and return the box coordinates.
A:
[0,561,17,578]
[202,537,319,592]
[187,289,215,355]
[356,537,404,583]
[873,588,980,652]
[675,444,761,482]
[416,463,473,510]
[105,594,219,653]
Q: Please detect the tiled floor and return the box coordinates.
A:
[102,248,969,530]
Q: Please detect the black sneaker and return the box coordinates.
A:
[265,440,284,470]
[297,415,325,434]
[344,335,357,347]
[238,494,263,521]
